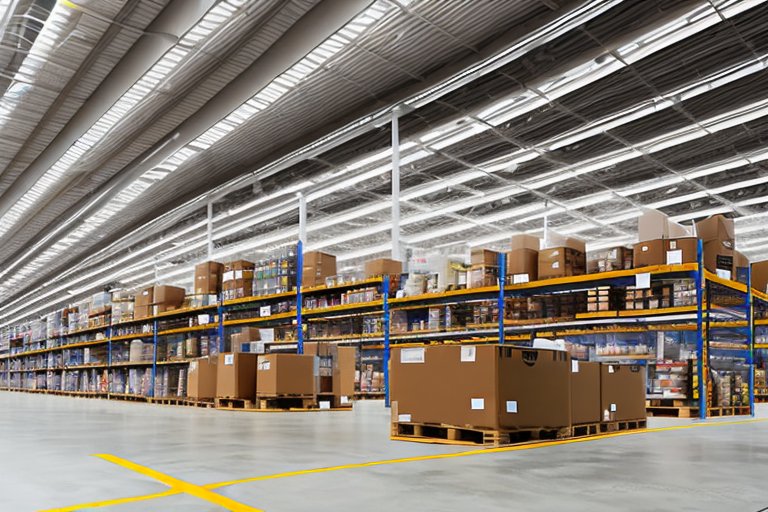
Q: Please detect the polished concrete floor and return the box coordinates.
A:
[2,391,768,512]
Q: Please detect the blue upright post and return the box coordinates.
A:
[498,252,506,345]
[383,274,391,408]
[218,293,225,354]
[297,239,304,355]
[696,239,706,419]
[151,320,158,398]
[748,266,755,417]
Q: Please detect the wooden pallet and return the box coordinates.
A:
[647,406,697,418]
[184,397,215,408]
[392,419,647,447]
[354,392,385,401]
[755,395,768,404]
[148,397,187,406]
[646,399,688,408]
[109,394,149,402]
[707,406,750,417]
[215,397,255,410]
[256,394,315,410]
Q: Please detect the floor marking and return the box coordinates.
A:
[36,416,768,511]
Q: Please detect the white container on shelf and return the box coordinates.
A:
[129,340,144,362]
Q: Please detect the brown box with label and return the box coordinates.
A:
[507,234,539,282]
[391,345,571,430]
[256,354,316,396]
[153,285,186,307]
[188,357,218,399]
[216,353,258,400]
[587,247,631,274]
[302,251,337,287]
[195,261,223,295]
[665,237,698,264]
[538,238,586,279]
[134,304,151,320]
[471,249,500,266]
[633,239,665,268]
[571,361,601,424]
[752,261,768,294]
[304,343,356,406]
[364,258,402,277]
[134,287,154,308]
[696,215,735,273]
[600,364,646,422]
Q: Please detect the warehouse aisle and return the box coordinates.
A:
[2,392,767,512]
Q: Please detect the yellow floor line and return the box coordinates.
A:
[37,416,768,511]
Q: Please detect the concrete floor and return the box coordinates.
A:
[2,392,768,512]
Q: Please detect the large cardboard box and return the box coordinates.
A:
[302,251,337,287]
[471,249,500,266]
[587,247,630,274]
[600,364,646,422]
[639,209,689,242]
[665,237,698,265]
[256,354,316,396]
[216,353,258,400]
[633,239,665,268]
[538,238,586,279]
[188,357,217,399]
[153,285,186,306]
[195,261,223,295]
[696,215,735,273]
[570,361,601,425]
[364,258,402,277]
[134,287,154,308]
[733,251,749,284]
[133,304,151,320]
[752,261,768,294]
[304,343,355,405]
[223,260,255,283]
[508,234,539,283]
[391,345,571,430]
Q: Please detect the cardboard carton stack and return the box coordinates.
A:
[256,353,317,402]
[304,342,356,408]
[302,251,337,288]
[507,235,539,284]
[752,260,768,294]
[216,352,258,401]
[390,345,646,436]
[364,258,402,278]
[733,251,749,284]
[587,247,632,274]
[695,215,735,277]
[538,238,586,279]
[134,286,154,320]
[222,260,255,301]
[254,246,298,296]
[230,326,264,354]
[152,285,186,315]
[469,249,500,288]
[586,286,623,312]
[111,290,134,324]
[194,261,223,295]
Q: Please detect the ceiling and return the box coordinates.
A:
[1,0,767,327]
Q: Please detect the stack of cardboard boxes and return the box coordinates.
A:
[194,261,223,296]
[538,238,587,280]
[469,249,500,288]
[222,260,255,301]
[507,235,539,284]
[152,285,186,315]
[390,344,645,433]
[305,342,356,408]
[302,251,337,288]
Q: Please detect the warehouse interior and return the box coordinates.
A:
[2,1,768,511]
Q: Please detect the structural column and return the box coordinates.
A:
[391,107,400,260]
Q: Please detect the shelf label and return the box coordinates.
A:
[716,269,732,280]
[608,365,614,373]
[610,403,617,412]
[571,360,579,373]
[635,272,651,289]
[198,314,210,325]
[666,250,682,265]
[400,347,425,364]
[260,305,271,317]
[224,354,234,365]
[460,346,476,362]
[506,401,517,413]
[513,274,529,284]
[398,414,411,423]
[340,396,350,404]
[471,398,485,410]
[319,401,331,410]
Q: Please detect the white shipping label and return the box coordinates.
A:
[198,314,210,325]
[716,269,732,280]
[471,398,485,410]
[398,414,411,423]
[340,396,350,405]
[571,360,579,373]
[506,401,518,413]
[235,270,243,279]
[190,361,198,371]
[222,271,235,282]
[610,403,617,412]
[513,274,529,284]
[224,354,234,365]
[460,346,476,362]
[608,365,615,374]
[259,305,271,317]
[319,401,331,410]
[666,250,683,265]
[400,347,425,363]
[259,360,271,371]
[641,246,648,252]
[635,272,651,289]
[552,261,560,269]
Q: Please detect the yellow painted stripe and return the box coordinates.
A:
[94,454,264,512]
[35,490,179,512]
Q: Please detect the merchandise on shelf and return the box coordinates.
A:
[222,260,255,301]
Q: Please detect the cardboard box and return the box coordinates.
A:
[633,239,665,268]
[696,215,735,273]
[134,287,154,308]
[256,354,316,396]
[753,261,768,294]
[304,343,356,404]
[391,345,571,430]
[507,249,538,283]
[511,234,540,252]
[471,249,500,266]
[570,361,601,424]
[665,237,698,265]
[538,239,586,279]
[639,209,689,242]
[223,260,255,283]
[587,247,630,274]
[600,364,646,422]
[364,258,402,277]
[733,251,749,284]
[216,353,258,400]
[195,261,223,295]
[302,252,337,287]
[153,285,186,306]
[187,357,217,399]
[468,264,499,288]
[133,304,151,320]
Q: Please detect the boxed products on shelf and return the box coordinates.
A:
[152,285,186,314]
[134,287,154,319]
[587,247,632,274]
[195,261,223,295]
[507,234,539,284]
[638,209,689,242]
[216,352,258,400]
[254,246,298,296]
[468,264,499,289]
[302,251,336,288]
[586,286,623,312]
[112,301,135,324]
[223,260,255,301]
[364,258,402,278]
[648,362,689,399]
[538,238,586,279]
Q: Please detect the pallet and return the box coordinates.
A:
[646,399,688,408]
[256,394,315,410]
[354,392,384,400]
[755,395,768,404]
[109,394,149,402]
[184,397,215,408]
[707,406,750,417]
[215,397,255,410]
[391,419,647,447]
[647,406,697,418]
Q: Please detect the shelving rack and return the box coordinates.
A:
[0,243,757,418]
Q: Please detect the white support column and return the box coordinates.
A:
[391,107,401,260]
[207,201,213,259]
[298,192,307,246]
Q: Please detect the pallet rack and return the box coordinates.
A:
[0,243,758,418]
